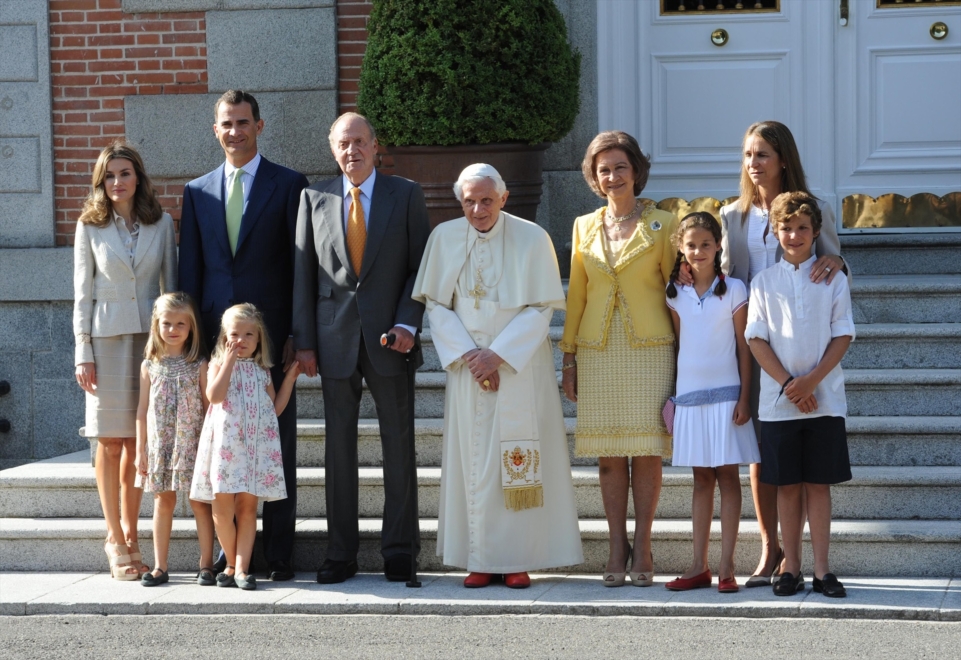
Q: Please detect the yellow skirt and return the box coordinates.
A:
[574,309,674,458]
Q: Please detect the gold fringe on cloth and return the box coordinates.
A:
[503,485,544,511]
[575,308,674,458]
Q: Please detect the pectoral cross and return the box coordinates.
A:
[468,268,486,309]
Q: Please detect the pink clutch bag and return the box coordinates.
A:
[662,397,675,435]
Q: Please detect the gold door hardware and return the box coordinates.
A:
[711,28,729,46]
[931,22,949,40]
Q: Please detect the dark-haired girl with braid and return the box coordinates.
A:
[664,212,758,593]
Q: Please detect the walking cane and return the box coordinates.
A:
[381,332,422,587]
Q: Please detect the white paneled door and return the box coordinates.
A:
[598,0,961,231]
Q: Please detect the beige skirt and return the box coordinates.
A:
[82,333,148,439]
[574,308,675,458]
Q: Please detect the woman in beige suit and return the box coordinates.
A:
[73,141,177,580]
[721,121,847,587]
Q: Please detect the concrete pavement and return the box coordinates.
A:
[2,571,959,620]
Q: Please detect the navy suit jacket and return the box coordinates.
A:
[178,156,309,359]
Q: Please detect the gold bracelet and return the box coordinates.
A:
[561,362,577,371]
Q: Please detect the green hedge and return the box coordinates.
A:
[357,0,581,146]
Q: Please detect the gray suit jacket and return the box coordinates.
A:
[719,200,848,287]
[73,213,177,365]
[292,173,430,379]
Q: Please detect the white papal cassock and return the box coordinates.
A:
[412,212,583,573]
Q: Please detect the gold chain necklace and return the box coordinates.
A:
[605,199,642,224]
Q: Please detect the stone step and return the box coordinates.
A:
[844,369,961,417]
[2,517,958,576]
[415,323,961,373]
[5,457,959,522]
[296,415,961,468]
[296,368,961,419]
[839,233,961,276]
[850,275,961,324]
[842,323,961,369]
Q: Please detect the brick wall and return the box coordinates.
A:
[335,0,391,171]
[50,0,207,246]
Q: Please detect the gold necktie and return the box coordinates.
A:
[347,187,367,275]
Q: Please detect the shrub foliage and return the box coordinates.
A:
[357,0,581,146]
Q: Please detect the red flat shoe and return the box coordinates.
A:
[504,572,531,589]
[718,576,739,593]
[665,569,712,591]
[464,572,493,588]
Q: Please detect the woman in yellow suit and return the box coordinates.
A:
[561,131,677,588]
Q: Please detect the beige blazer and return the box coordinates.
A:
[719,200,849,288]
[73,212,177,364]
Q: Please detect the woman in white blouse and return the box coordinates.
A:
[720,121,848,588]
[73,140,177,580]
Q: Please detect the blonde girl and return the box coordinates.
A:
[134,293,215,586]
[190,304,299,591]
[664,212,759,593]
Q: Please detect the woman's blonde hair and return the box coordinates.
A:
[211,303,273,370]
[145,292,204,363]
[736,121,812,223]
[78,140,163,228]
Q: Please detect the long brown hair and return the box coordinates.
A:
[78,140,163,228]
[145,292,204,363]
[736,121,811,223]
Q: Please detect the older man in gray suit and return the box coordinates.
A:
[293,112,430,584]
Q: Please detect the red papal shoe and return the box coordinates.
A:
[504,572,531,589]
[464,572,493,588]
[665,569,712,591]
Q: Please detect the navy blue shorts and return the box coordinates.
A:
[759,416,852,486]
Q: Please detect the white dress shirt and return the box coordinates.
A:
[747,205,778,282]
[224,152,262,213]
[745,255,856,422]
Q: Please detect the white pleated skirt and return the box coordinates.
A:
[671,400,760,468]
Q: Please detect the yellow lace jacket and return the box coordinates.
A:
[559,205,678,354]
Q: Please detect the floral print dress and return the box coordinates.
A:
[189,359,287,502]
[137,355,205,493]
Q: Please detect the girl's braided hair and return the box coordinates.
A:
[666,212,727,299]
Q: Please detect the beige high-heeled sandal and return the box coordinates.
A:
[629,551,655,587]
[125,542,150,575]
[602,545,631,588]
[104,541,138,581]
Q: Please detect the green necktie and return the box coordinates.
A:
[226,168,245,255]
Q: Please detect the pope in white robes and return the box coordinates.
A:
[412,164,583,588]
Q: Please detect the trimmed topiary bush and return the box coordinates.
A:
[357,0,581,147]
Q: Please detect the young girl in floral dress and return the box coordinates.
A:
[135,292,215,587]
[190,303,299,591]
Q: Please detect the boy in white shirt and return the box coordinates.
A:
[745,191,855,598]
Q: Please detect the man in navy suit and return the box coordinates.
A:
[179,90,308,582]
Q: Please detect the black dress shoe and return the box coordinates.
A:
[813,573,847,598]
[384,554,413,582]
[267,560,295,581]
[773,571,805,597]
[316,559,358,584]
[212,550,228,574]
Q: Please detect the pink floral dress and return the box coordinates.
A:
[189,359,287,502]
[136,356,205,493]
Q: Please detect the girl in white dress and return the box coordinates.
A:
[190,304,300,591]
[664,212,759,593]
